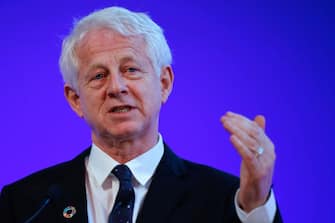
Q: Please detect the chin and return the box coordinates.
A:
[106,123,143,140]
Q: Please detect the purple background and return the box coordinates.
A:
[1,0,334,222]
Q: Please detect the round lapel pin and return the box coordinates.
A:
[63,206,76,218]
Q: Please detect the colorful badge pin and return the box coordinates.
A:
[63,206,76,218]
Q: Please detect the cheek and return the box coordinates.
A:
[80,91,105,114]
[126,79,163,113]
[142,88,163,112]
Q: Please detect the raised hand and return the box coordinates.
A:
[221,111,276,212]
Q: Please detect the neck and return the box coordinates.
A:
[92,132,159,163]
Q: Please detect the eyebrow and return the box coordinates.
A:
[119,56,138,65]
[83,64,107,78]
[88,64,106,70]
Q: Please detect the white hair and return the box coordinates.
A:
[59,6,172,90]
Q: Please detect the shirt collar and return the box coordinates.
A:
[87,134,164,187]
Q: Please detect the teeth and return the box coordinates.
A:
[113,106,131,113]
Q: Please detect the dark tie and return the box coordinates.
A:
[108,165,135,223]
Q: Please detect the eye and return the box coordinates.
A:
[93,73,106,80]
[127,67,139,73]
[121,65,142,79]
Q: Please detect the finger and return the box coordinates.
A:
[226,112,260,133]
[222,112,254,132]
[254,115,266,130]
[224,115,265,144]
[253,115,276,153]
[230,135,257,166]
[221,112,274,153]
[226,111,265,130]
[221,111,247,124]
[223,120,260,153]
[230,129,276,176]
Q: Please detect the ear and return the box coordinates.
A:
[160,65,174,104]
[64,84,84,117]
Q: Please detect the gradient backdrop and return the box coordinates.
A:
[1,0,334,222]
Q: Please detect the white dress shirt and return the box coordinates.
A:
[85,134,276,223]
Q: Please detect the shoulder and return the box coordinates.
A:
[182,158,240,190]
[0,149,90,223]
[162,143,240,191]
[1,148,90,195]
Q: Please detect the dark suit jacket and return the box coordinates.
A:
[0,145,282,223]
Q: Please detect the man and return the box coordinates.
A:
[0,6,282,223]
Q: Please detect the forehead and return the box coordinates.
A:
[75,28,149,64]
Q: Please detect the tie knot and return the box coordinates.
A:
[112,165,132,182]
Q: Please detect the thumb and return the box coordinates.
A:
[254,115,266,130]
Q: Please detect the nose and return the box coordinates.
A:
[107,74,128,98]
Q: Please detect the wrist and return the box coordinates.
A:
[238,190,269,212]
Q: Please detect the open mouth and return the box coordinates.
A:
[110,105,133,113]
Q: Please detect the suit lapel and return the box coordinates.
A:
[53,148,91,223]
[136,145,189,223]
[50,145,189,223]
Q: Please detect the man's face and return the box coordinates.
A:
[65,29,173,145]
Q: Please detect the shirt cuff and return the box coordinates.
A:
[234,188,277,223]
